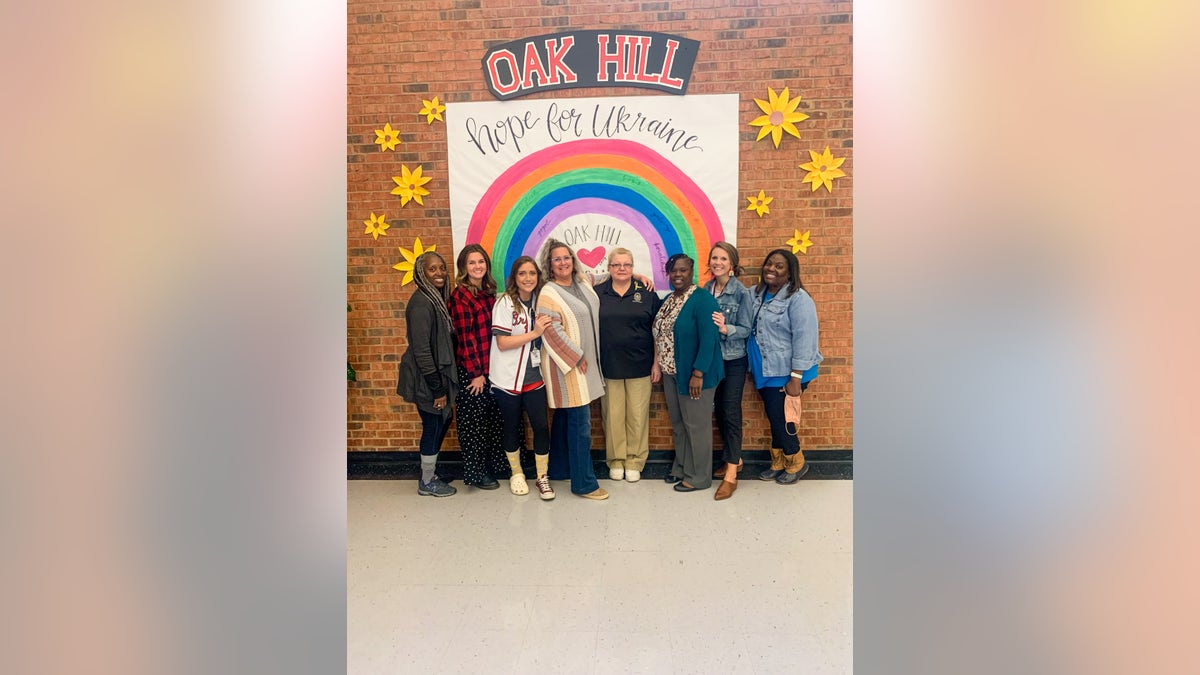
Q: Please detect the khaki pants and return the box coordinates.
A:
[600,376,652,471]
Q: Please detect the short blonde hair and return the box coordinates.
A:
[607,247,634,265]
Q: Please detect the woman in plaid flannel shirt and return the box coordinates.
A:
[449,244,508,489]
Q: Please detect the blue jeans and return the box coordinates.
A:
[550,406,600,494]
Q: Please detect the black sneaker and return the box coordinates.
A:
[469,475,500,490]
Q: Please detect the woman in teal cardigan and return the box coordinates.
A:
[652,253,725,492]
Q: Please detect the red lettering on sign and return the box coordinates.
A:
[595,34,622,82]
[657,39,685,89]
[544,36,577,84]
[632,36,658,83]
[520,42,550,89]
[486,49,521,96]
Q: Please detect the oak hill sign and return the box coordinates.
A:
[481,30,700,100]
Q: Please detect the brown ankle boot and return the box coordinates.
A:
[759,449,785,481]
[776,452,809,485]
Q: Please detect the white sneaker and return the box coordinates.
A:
[534,476,556,501]
[609,466,624,480]
[509,474,529,496]
[625,469,641,482]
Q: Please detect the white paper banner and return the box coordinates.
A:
[447,93,739,288]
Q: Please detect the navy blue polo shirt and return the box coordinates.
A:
[596,278,663,379]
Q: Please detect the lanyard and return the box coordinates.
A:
[752,290,777,337]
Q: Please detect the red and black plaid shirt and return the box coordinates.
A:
[449,285,495,379]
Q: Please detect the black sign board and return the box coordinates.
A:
[482,30,700,101]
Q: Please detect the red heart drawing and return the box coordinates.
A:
[576,246,607,268]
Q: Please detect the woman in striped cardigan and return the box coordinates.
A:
[535,239,609,500]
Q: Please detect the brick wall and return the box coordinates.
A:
[348,0,852,452]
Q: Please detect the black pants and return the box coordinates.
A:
[417,407,453,456]
[713,355,748,465]
[492,385,550,457]
[758,384,807,456]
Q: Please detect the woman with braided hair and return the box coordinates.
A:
[396,251,459,497]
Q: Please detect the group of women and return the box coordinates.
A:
[396,239,823,502]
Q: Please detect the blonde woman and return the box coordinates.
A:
[595,247,662,482]
[535,239,609,500]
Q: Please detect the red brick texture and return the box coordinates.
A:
[348,0,852,453]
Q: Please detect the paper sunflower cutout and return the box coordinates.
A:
[787,229,813,255]
[393,237,436,285]
[746,190,773,217]
[374,123,400,151]
[799,147,847,192]
[419,96,446,124]
[363,213,390,240]
[391,165,432,206]
[749,87,809,148]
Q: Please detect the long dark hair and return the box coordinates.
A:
[504,256,543,308]
[413,251,454,334]
[455,243,498,295]
[755,248,805,297]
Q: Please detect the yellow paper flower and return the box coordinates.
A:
[391,165,432,206]
[746,190,773,217]
[799,147,847,192]
[749,86,809,148]
[419,96,446,124]
[787,229,813,255]
[374,123,400,151]
[363,213,389,240]
[393,237,436,285]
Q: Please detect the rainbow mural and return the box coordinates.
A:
[465,139,725,288]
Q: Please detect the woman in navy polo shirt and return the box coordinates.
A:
[748,248,822,485]
[596,247,663,483]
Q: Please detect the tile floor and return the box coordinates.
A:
[348,477,852,674]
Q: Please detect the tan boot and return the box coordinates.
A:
[776,452,809,485]
[759,448,785,481]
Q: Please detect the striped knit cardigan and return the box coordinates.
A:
[535,279,605,408]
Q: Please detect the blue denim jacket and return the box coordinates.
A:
[704,276,754,361]
[750,284,822,376]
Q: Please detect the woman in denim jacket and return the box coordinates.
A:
[703,242,755,501]
[748,249,823,485]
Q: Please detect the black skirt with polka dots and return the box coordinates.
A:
[454,365,508,484]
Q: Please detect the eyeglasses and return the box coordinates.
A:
[609,263,632,269]
[551,257,572,264]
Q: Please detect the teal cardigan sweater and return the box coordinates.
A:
[668,287,726,395]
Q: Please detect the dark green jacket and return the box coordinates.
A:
[667,287,725,395]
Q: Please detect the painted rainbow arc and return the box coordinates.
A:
[466,139,724,287]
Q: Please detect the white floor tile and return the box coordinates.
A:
[348,478,853,674]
